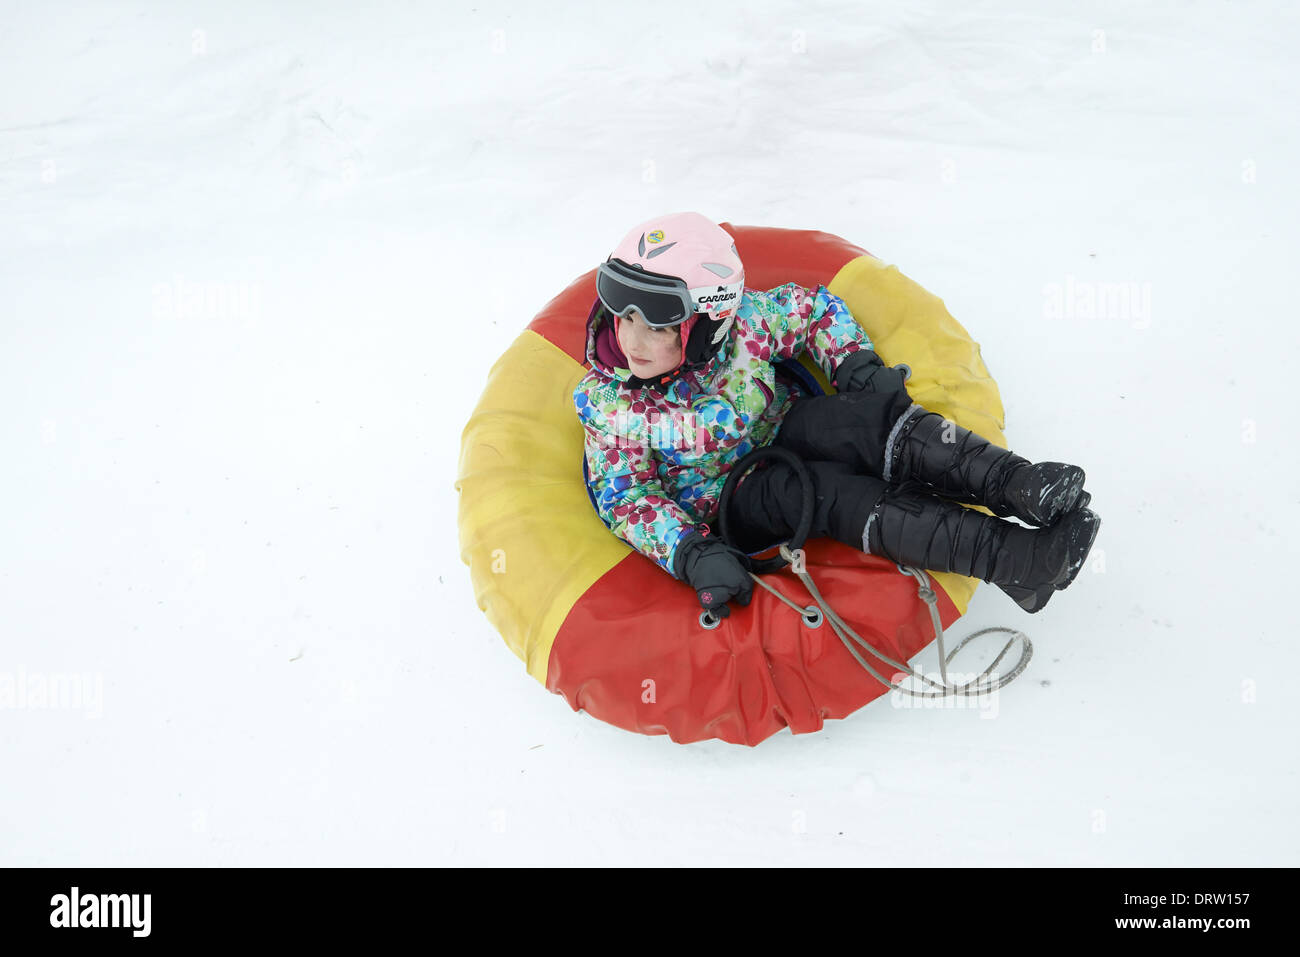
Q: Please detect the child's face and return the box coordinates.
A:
[615,308,682,379]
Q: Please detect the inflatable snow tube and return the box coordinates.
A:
[456,224,1007,746]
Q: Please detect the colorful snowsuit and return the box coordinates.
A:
[572,283,874,578]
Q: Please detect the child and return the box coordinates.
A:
[573,211,1100,617]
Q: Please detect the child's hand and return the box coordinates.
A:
[831,349,911,395]
[673,532,754,618]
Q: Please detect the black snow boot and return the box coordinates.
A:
[862,481,1098,613]
[993,507,1102,612]
[885,407,1090,527]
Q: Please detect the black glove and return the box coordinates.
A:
[831,349,910,395]
[672,530,754,618]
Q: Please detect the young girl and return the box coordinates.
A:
[573,211,1100,617]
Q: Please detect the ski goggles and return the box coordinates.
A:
[596,259,743,328]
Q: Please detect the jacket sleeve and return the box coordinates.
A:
[754,282,874,381]
[576,401,699,578]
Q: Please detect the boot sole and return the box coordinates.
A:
[997,581,1055,613]
[1036,468,1087,526]
[992,466,1087,526]
[1054,508,1101,591]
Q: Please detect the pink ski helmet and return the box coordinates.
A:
[596,211,745,372]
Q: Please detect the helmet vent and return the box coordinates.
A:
[701,262,734,278]
[645,241,677,259]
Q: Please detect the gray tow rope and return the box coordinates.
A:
[700,545,1033,699]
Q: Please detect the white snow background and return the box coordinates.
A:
[2,0,1297,866]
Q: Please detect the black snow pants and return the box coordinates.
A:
[723,387,918,556]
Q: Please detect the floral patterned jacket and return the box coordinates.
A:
[572,283,873,578]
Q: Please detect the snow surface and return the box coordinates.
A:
[2,0,1297,866]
